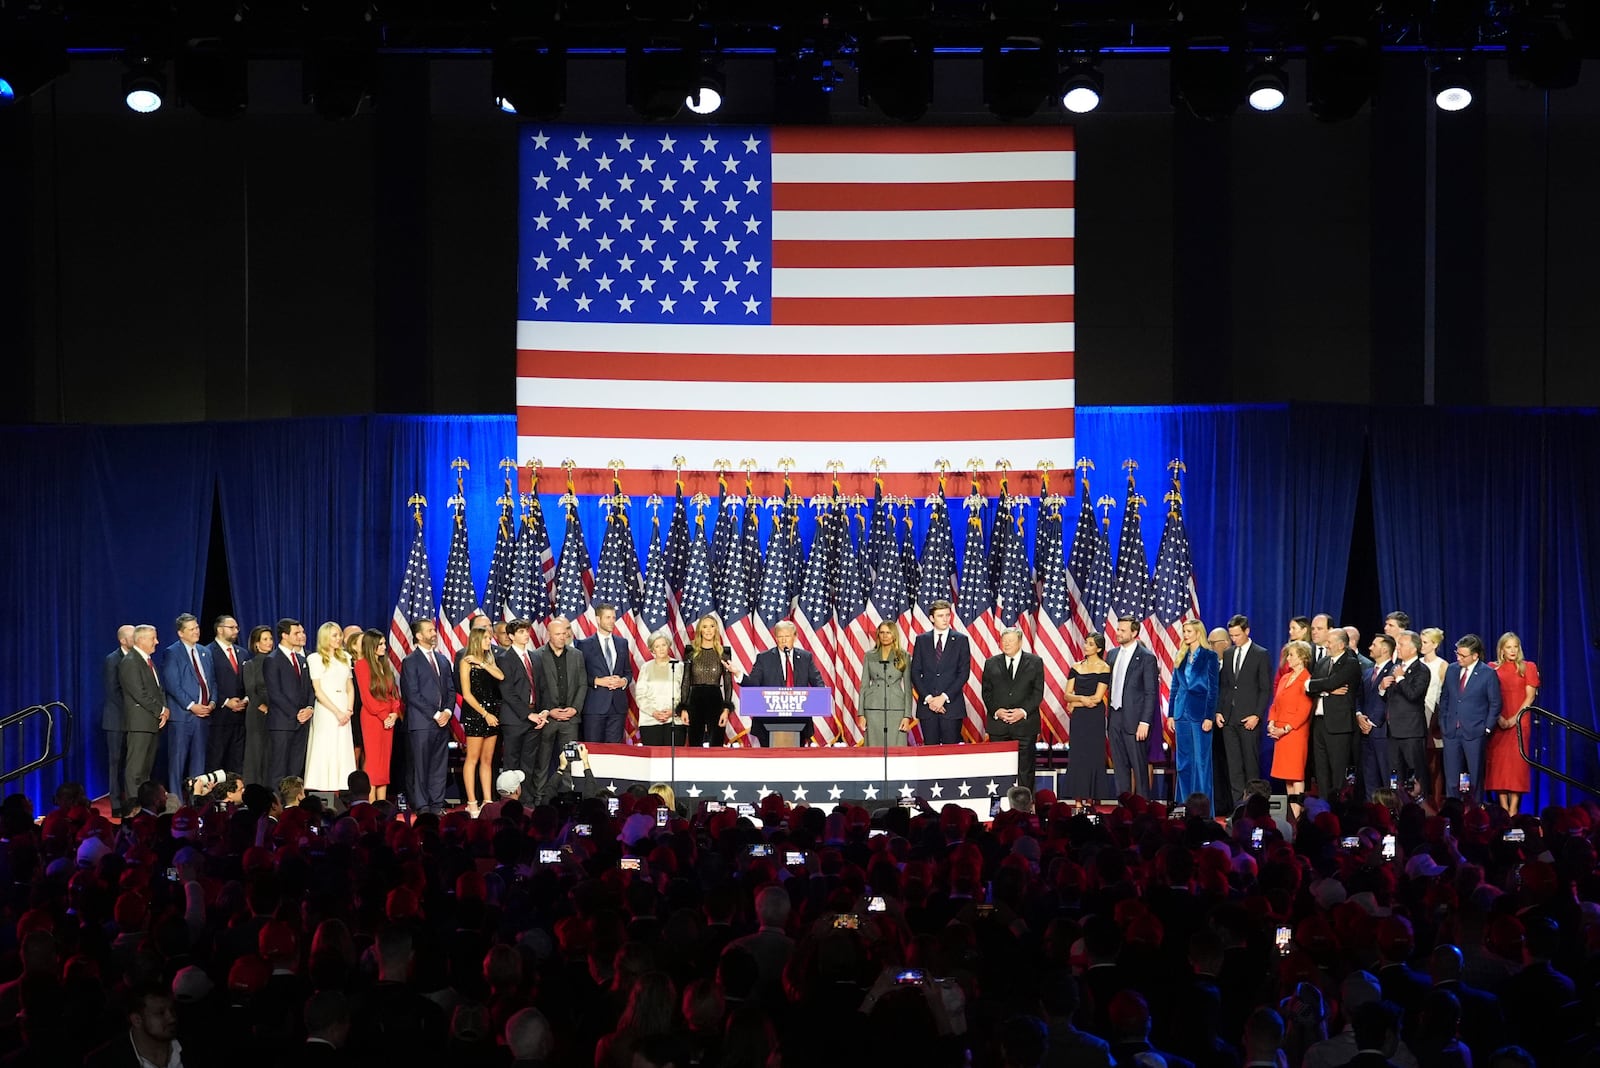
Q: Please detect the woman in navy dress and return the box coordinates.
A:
[1170,619,1220,806]
[1064,633,1111,801]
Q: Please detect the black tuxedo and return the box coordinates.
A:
[118,650,165,801]
[102,648,130,814]
[981,650,1045,788]
[1308,651,1363,797]
[1216,640,1272,800]
[1384,658,1430,789]
[497,644,541,789]
[263,648,314,787]
[208,639,248,772]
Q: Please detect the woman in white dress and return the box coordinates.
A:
[635,632,687,746]
[1420,626,1450,808]
[304,620,357,792]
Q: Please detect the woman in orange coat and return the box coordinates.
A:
[1267,640,1314,813]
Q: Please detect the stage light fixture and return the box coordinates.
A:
[1431,55,1473,111]
[626,44,697,120]
[1061,65,1102,114]
[983,38,1054,120]
[859,32,932,122]
[685,61,724,116]
[176,45,247,119]
[492,40,566,118]
[1306,31,1378,122]
[1246,61,1287,111]
[122,57,165,114]
[0,79,13,104]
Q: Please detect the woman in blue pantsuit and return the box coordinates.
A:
[1171,619,1220,805]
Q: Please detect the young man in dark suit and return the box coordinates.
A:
[909,600,970,745]
[262,618,314,789]
[497,618,541,788]
[981,627,1045,789]
[576,603,632,745]
[1357,633,1396,801]
[1106,616,1159,797]
[102,625,134,817]
[399,618,457,814]
[743,620,824,747]
[208,614,250,774]
[1216,614,1272,806]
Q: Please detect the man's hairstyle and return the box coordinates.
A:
[594,602,616,616]
[302,989,351,1036]
[1312,613,1334,628]
[1386,611,1412,629]
[1227,614,1251,631]
[929,599,952,616]
[1327,629,1349,649]
[773,620,798,635]
[1373,635,1396,657]
[507,619,531,637]
[125,979,173,1017]
[175,613,197,631]
[1000,626,1025,643]
[212,615,236,631]
[1456,633,1486,658]
[1244,1007,1286,1053]
[277,617,300,639]
[136,781,165,811]
[1398,629,1421,650]
[1350,1001,1401,1052]
[409,618,429,639]
[1006,785,1034,814]
[505,1008,554,1062]
[1117,615,1139,634]
[346,770,371,796]
[998,1015,1048,1068]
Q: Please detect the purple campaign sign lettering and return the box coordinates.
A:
[739,687,831,718]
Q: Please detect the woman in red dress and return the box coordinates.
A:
[355,628,403,802]
[1485,631,1539,816]
[1267,641,1314,816]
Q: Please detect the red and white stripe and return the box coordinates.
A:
[1031,607,1075,745]
[388,608,417,678]
[791,608,841,746]
[517,127,1075,490]
[952,607,1000,743]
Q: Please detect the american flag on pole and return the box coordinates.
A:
[514,125,1076,492]
[679,509,747,745]
[483,498,518,623]
[753,505,792,647]
[639,513,671,639]
[867,487,922,746]
[554,501,596,638]
[663,482,693,650]
[912,493,957,628]
[899,502,921,606]
[831,508,872,746]
[1032,493,1074,745]
[388,518,436,675]
[506,496,553,644]
[793,507,841,745]
[437,506,482,660]
[1066,472,1115,651]
[954,506,997,743]
[717,499,760,745]
[1148,474,1200,754]
[593,492,647,741]
[1109,471,1151,638]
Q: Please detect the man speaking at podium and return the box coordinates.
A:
[745,621,823,747]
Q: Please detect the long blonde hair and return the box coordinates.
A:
[872,622,907,672]
[315,622,348,668]
[692,614,724,653]
[1496,631,1527,677]
[1175,619,1205,668]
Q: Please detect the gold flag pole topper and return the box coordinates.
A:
[449,457,469,527]
[1097,494,1118,533]
[407,493,427,531]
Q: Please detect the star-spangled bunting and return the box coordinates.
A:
[506,500,552,644]
[554,502,596,637]
[1110,473,1151,631]
[1148,485,1200,754]
[954,507,997,743]
[793,508,840,745]
[1032,493,1074,745]
[388,524,436,674]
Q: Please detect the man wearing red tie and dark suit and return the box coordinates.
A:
[910,601,970,746]
[263,618,315,787]
[1437,632,1501,803]
[117,625,170,807]
[745,620,824,746]
[497,619,542,786]
[208,615,250,774]
[162,613,218,794]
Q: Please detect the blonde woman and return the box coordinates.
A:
[1420,627,1449,807]
[343,627,365,770]
[636,632,687,746]
[304,622,356,793]
[1486,632,1540,815]
[1170,619,1219,804]
[858,621,915,745]
[458,627,505,816]
[678,615,734,747]
[1266,641,1314,812]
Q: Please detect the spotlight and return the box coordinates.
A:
[685,63,724,116]
[1246,61,1287,111]
[1060,63,1102,114]
[626,45,696,120]
[1431,55,1473,111]
[1306,30,1378,122]
[0,80,13,104]
[859,32,932,122]
[492,40,565,118]
[123,56,165,114]
[983,38,1054,120]
[0,22,66,106]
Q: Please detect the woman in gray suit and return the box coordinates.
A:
[241,625,274,788]
[857,622,915,746]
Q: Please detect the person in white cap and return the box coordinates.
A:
[479,770,524,822]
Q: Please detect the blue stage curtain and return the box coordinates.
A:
[1371,407,1600,805]
[0,424,215,812]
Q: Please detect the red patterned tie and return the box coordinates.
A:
[784,651,793,688]
[226,645,239,674]
[191,647,209,704]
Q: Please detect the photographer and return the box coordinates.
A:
[188,770,243,813]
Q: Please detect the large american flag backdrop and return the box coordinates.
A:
[514,124,1075,494]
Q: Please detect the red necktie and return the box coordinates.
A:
[148,656,158,683]
[190,647,209,704]
[225,645,239,674]
[1459,668,1468,693]
[936,634,944,659]
[784,651,794,688]
[521,650,534,689]
[292,652,301,678]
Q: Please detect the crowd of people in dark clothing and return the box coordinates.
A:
[1,768,1598,1068]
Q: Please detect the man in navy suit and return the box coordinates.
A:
[1381,630,1431,792]
[102,625,134,817]
[162,613,218,794]
[1437,632,1501,803]
[207,614,250,774]
[744,620,825,746]
[910,600,970,746]
[263,618,314,789]
[576,603,632,745]
[400,618,457,814]
[1357,634,1396,801]
[1106,616,1159,797]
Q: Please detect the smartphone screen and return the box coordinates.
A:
[868,896,887,912]
[747,843,771,857]
[1275,925,1291,956]
[1251,827,1264,847]
[606,796,620,816]
[1504,828,1525,843]
[573,823,592,838]
[1458,772,1471,794]
[538,848,561,864]
[785,851,806,866]
[1381,834,1397,860]
[896,969,924,984]
[655,807,670,827]
[1341,836,1360,850]
[868,829,888,839]
[619,856,642,871]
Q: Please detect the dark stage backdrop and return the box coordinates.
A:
[4,405,1595,812]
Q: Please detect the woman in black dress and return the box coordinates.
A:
[457,628,504,816]
[678,615,735,747]
[1064,633,1112,802]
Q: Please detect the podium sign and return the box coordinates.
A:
[739,687,831,719]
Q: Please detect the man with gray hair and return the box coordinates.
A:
[728,885,794,1005]
[1302,971,1420,1068]
[744,618,824,747]
[505,1007,554,1067]
[118,624,170,807]
[1306,626,1361,799]
[103,624,135,818]
[982,627,1045,789]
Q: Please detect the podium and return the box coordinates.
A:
[739,687,830,748]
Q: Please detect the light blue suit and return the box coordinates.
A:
[1170,646,1220,804]
[162,639,217,790]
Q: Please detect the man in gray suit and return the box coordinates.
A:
[102,625,134,817]
[531,616,588,804]
[117,624,170,806]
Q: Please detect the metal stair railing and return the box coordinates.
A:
[1517,704,1600,799]
[0,702,73,787]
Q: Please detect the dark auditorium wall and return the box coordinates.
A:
[3,54,1600,426]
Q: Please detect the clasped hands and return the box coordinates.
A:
[993,708,1028,725]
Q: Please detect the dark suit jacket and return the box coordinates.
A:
[1361,659,1393,732]
[1105,642,1159,733]
[243,654,269,715]
[497,645,540,722]
[1385,658,1431,738]
[1216,640,1273,722]
[263,648,314,731]
[162,640,218,722]
[400,647,456,733]
[118,650,165,733]
[746,646,824,689]
[103,648,128,731]
[910,629,969,719]
[82,1033,142,1068]
[1438,661,1502,738]
[577,632,633,719]
[211,639,247,701]
[1307,651,1363,733]
[536,644,588,718]
[980,651,1045,733]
